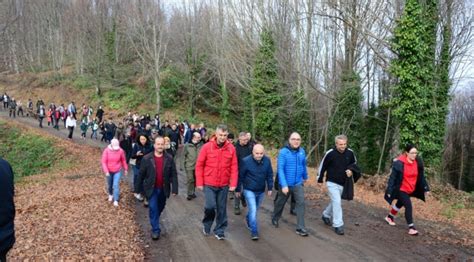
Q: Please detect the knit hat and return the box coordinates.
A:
[109,139,120,151]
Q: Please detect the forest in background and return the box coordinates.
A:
[0,0,472,192]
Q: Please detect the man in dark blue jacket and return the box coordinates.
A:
[271,132,309,236]
[236,144,273,240]
[0,157,15,261]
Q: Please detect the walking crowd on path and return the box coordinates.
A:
[0,92,432,260]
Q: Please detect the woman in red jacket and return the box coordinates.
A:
[384,144,430,235]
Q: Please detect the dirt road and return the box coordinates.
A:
[1,110,472,261]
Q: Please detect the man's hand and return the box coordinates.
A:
[345,169,353,177]
[235,192,241,198]
[282,187,289,195]
[267,191,272,196]
[197,186,204,191]
[123,171,128,176]
[105,173,110,177]
[229,187,236,192]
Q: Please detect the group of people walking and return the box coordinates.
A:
[101,122,431,242]
[0,93,431,260]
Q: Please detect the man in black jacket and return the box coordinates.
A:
[137,137,178,240]
[0,157,15,261]
[232,132,253,215]
[317,135,359,236]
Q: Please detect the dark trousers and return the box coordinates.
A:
[272,184,306,230]
[0,249,8,262]
[395,191,413,225]
[9,109,15,118]
[203,186,229,235]
[39,117,44,128]
[68,127,74,139]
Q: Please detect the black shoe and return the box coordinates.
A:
[290,209,296,216]
[234,207,241,215]
[251,234,259,241]
[187,195,193,200]
[296,228,309,237]
[151,232,160,240]
[271,218,279,228]
[191,194,197,199]
[322,215,331,226]
[215,233,225,240]
[334,227,344,235]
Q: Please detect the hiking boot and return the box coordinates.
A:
[296,228,309,237]
[108,195,113,202]
[322,215,331,226]
[234,207,241,215]
[385,216,396,226]
[202,227,210,236]
[191,194,197,199]
[408,228,419,236]
[251,234,259,241]
[334,227,344,235]
[187,195,193,201]
[271,218,279,228]
[113,201,119,207]
[151,232,160,240]
[215,233,225,240]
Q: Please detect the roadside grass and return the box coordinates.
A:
[0,120,73,181]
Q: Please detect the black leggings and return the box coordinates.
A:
[395,191,413,225]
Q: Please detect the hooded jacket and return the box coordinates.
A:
[195,138,238,188]
[277,144,308,188]
[384,155,430,204]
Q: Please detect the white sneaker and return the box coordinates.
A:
[134,193,144,201]
[108,195,113,202]
[113,201,119,207]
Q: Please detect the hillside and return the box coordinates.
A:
[1,72,473,260]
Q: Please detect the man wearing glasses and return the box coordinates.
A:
[271,132,309,236]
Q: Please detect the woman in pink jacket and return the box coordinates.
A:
[101,139,128,207]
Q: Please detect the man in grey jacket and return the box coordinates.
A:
[184,132,203,200]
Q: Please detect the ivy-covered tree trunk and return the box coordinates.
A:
[250,29,283,146]
[327,70,363,154]
[391,0,448,172]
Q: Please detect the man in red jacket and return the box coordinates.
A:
[196,124,238,240]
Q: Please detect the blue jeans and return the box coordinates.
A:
[244,189,265,235]
[132,165,143,194]
[149,188,166,234]
[106,171,122,202]
[323,181,344,228]
[203,186,229,235]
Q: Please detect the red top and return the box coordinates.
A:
[154,155,164,189]
[195,138,238,188]
[398,154,418,194]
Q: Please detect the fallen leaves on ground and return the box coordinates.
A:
[8,122,144,260]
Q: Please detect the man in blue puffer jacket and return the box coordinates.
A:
[271,132,309,236]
